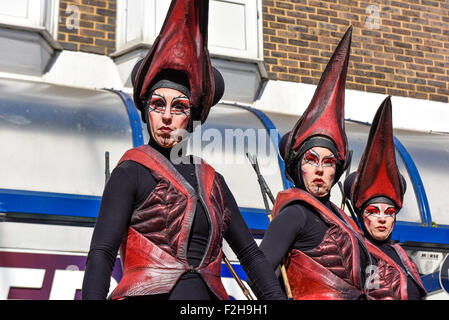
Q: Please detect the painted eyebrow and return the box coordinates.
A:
[151,94,167,103]
[304,150,320,162]
[172,95,189,102]
[366,205,395,212]
[306,149,335,159]
[151,94,188,103]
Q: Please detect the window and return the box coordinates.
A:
[116,0,262,61]
[0,0,58,37]
[208,0,261,60]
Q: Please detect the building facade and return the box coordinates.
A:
[1,0,448,132]
[0,0,448,300]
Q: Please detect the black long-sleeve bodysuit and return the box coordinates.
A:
[260,196,424,300]
[82,142,285,300]
[259,195,369,288]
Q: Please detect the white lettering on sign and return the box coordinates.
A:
[0,266,118,300]
[0,267,45,299]
[49,269,85,300]
[49,268,118,300]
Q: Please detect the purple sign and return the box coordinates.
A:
[0,250,123,300]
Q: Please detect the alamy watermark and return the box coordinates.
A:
[365,265,381,291]
[365,5,380,30]
[59,4,80,30]
[168,121,281,175]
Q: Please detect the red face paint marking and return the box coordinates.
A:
[303,149,336,168]
[300,147,337,198]
[147,88,191,148]
[362,203,396,241]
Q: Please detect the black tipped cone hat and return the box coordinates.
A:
[283,26,353,183]
[350,96,405,212]
[132,0,216,124]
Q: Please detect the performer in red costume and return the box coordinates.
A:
[344,96,427,300]
[259,27,373,300]
[81,0,285,300]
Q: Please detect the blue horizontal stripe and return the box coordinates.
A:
[239,207,270,230]
[392,221,449,245]
[0,188,101,218]
[221,263,247,281]
[1,189,449,247]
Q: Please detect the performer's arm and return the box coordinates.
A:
[217,174,286,300]
[259,204,307,272]
[81,162,148,299]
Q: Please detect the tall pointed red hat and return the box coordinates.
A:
[284,26,352,182]
[350,96,405,211]
[133,0,214,124]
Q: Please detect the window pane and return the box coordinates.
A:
[0,0,29,19]
[209,1,246,51]
[125,0,142,42]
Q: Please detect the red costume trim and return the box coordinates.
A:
[362,241,426,300]
[392,244,426,295]
[337,200,426,299]
[346,97,426,299]
[272,188,366,300]
[110,145,230,300]
[363,241,407,299]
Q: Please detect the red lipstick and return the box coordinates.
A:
[159,126,173,133]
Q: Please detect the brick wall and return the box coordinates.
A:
[58,0,116,55]
[263,0,449,103]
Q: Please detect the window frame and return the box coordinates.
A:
[115,0,263,62]
[0,0,59,38]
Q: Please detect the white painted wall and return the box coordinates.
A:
[2,51,447,134]
[43,51,123,90]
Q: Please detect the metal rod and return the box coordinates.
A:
[246,153,294,300]
[223,254,254,300]
[105,151,110,184]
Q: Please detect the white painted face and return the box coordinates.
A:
[300,147,336,198]
[362,203,397,241]
[147,87,191,148]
